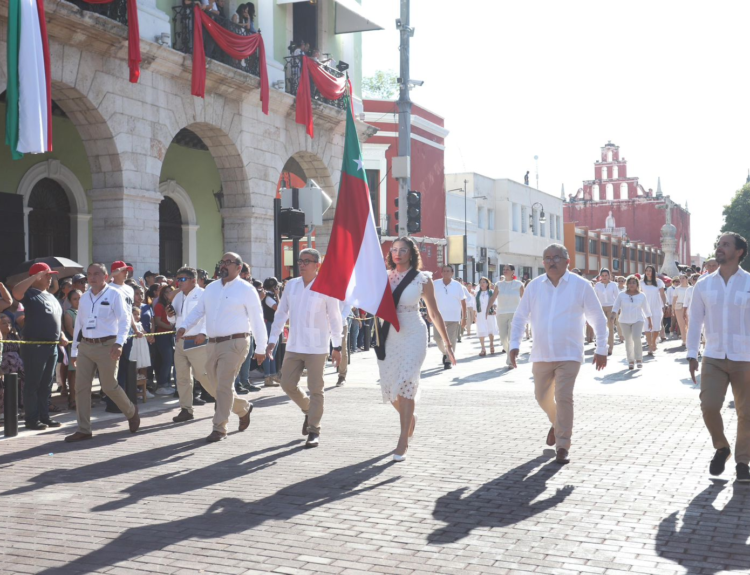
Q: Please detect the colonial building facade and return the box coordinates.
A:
[0,0,379,281]
[564,141,691,264]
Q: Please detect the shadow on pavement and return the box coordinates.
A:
[594,369,640,384]
[37,454,398,575]
[427,454,572,545]
[656,479,750,574]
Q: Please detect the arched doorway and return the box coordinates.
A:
[159,196,183,275]
[28,178,71,259]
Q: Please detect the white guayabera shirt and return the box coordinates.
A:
[687,269,750,361]
[510,270,608,363]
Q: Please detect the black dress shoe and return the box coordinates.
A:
[710,447,732,476]
[244,383,262,392]
[443,361,452,370]
[25,422,48,431]
[172,409,194,423]
[200,391,215,403]
[40,420,62,428]
[305,433,319,448]
[737,463,750,483]
[192,395,206,406]
[234,385,249,395]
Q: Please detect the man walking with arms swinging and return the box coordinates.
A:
[688,232,750,482]
[509,244,608,464]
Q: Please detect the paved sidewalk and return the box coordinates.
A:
[1,334,748,575]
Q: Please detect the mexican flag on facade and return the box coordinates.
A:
[312,96,400,330]
[5,0,53,160]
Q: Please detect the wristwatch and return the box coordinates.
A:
[332,346,342,351]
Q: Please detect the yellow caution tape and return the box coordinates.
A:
[0,330,177,345]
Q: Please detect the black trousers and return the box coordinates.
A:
[21,344,57,425]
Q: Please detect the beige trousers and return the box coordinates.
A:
[496,312,515,365]
[621,321,644,364]
[700,357,750,464]
[204,337,252,433]
[602,306,615,349]
[281,352,327,434]
[338,325,349,378]
[465,309,476,334]
[532,361,581,450]
[174,339,208,414]
[75,339,136,435]
[434,321,460,358]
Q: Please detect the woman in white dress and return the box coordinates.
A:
[474,277,499,356]
[611,276,652,369]
[487,264,524,367]
[378,237,456,462]
[641,265,667,355]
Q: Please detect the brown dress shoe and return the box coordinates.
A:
[172,408,194,423]
[64,431,93,443]
[206,430,227,443]
[302,414,309,436]
[128,405,140,433]
[546,426,556,447]
[555,448,570,464]
[238,404,253,432]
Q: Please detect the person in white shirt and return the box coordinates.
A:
[509,244,608,465]
[267,249,342,448]
[687,232,750,482]
[66,263,140,443]
[463,282,476,337]
[177,252,267,443]
[664,279,676,339]
[487,264,524,367]
[672,274,690,346]
[611,276,652,369]
[593,268,620,355]
[431,265,467,370]
[642,265,667,355]
[168,267,208,423]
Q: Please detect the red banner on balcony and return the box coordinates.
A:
[191,5,269,115]
[296,55,353,138]
[80,0,141,83]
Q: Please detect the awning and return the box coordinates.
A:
[334,0,385,34]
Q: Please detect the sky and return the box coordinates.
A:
[361,0,750,256]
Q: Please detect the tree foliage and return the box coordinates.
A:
[721,182,750,271]
[362,70,398,99]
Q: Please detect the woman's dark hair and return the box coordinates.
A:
[502,264,515,273]
[385,236,422,270]
[246,1,255,21]
[235,2,245,18]
[478,277,491,290]
[263,277,278,291]
[643,265,658,286]
[67,289,82,302]
[146,284,160,304]
[158,285,173,308]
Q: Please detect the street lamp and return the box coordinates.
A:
[529,202,546,232]
[447,180,469,281]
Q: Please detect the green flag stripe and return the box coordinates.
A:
[5,0,23,160]
[340,96,366,182]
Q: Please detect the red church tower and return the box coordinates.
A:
[564,142,691,264]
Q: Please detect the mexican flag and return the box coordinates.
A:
[5,0,53,160]
[312,97,400,330]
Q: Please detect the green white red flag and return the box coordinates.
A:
[311,96,399,330]
[5,0,53,160]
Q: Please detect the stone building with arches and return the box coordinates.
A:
[0,0,381,281]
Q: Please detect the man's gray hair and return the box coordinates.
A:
[543,243,569,259]
[88,263,108,275]
[300,248,321,262]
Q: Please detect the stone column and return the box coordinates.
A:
[660,223,679,278]
[70,213,92,266]
[182,223,200,269]
[89,188,162,277]
[221,207,275,280]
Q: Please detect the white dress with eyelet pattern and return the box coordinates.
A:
[377,268,431,404]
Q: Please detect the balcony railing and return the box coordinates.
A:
[284,55,348,111]
[68,0,128,26]
[172,6,260,78]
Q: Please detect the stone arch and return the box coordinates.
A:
[17,160,91,264]
[159,180,199,269]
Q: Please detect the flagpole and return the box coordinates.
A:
[396,0,412,238]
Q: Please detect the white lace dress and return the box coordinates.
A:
[377,269,431,404]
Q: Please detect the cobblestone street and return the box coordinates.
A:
[1,334,748,575]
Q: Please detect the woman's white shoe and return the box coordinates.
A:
[392,453,407,462]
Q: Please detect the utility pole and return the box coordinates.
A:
[396,0,412,238]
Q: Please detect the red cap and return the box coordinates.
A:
[111,261,133,273]
[29,263,58,276]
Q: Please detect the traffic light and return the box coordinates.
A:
[394,198,399,223]
[406,191,421,233]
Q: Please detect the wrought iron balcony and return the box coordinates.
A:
[172,5,260,78]
[284,55,348,111]
[68,0,128,26]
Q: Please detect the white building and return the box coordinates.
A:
[445,173,564,283]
